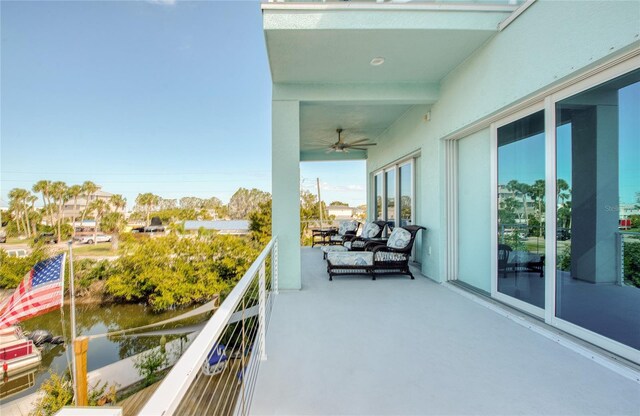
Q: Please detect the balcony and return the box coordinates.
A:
[140,242,639,415]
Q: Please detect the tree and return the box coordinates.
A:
[529,179,546,237]
[135,193,160,226]
[33,180,55,227]
[102,194,127,250]
[88,199,109,245]
[80,181,99,226]
[227,188,271,219]
[67,184,83,237]
[300,190,329,244]
[248,200,272,244]
[50,181,68,242]
[8,188,33,237]
[329,201,347,206]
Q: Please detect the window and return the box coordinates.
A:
[372,158,415,229]
[385,169,396,228]
[399,163,412,227]
[555,68,640,350]
[374,173,383,220]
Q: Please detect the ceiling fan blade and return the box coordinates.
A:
[347,142,376,146]
[348,138,371,145]
[349,147,369,151]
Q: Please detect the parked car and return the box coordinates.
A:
[76,234,112,244]
[557,228,571,241]
[34,232,58,244]
[0,229,6,243]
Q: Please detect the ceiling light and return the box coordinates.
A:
[370,57,385,66]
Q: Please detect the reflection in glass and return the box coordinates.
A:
[386,170,396,228]
[375,173,383,220]
[497,110,545,308]
[399,164,412,226]
[556,69,640,350]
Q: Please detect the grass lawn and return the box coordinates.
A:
[5,237,30,245]
[73,243,118,257]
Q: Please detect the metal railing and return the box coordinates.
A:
[138,237,278,416]
[617,231,640,286]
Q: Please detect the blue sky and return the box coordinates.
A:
[0,0,366,209]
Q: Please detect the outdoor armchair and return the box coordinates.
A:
[320,220,386,258]
[343,220,388,251]
[328,220,360,245]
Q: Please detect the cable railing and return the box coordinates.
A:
[617,231,639,287]
[138,237,278,416]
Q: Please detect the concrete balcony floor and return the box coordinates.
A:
[250,247,640,415]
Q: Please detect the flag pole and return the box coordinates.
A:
[68,241,78,404]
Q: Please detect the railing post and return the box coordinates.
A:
[259,261,267,361]
[74,336,89,406]
[617,232,624,286]
[273,239,279,294]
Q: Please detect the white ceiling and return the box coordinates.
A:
[300,103,413,153]
[266,28,499,84]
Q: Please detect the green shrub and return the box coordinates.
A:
[0,246,49,288]
[623,240,640,287]
[134,348,168,387]
[30,372,117,416]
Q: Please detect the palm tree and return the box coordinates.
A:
[88,199,109,245]
[67,185,83,237]
[107,194,127,250]
[135,193,160,226]
[530,179,546,238]
[27,195,39,236]
[8,188,27,236]
[33,180,55,227]
[50,181,68,242]
[80,181,99,226]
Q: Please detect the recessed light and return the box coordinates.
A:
[370,57,385,66]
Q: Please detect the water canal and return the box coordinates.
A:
[1,302,209,403]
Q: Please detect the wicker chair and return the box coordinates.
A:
[370,225,425,279]
[326,225,425,281]
[328,220,360,245]
[343,220,388,251]
[498,244,512,279]
[321,220,387,259]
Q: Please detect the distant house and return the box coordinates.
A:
[62,188,125,221]
[183,220,250,235]
[327,205,365,221]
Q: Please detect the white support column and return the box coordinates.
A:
[259,261,267,361]
[272,100,301,290]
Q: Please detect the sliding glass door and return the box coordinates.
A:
[487,60,639,360]
[555,68,640,351]
[495,110,546,312]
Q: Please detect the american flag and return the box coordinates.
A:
[0,253,66,329]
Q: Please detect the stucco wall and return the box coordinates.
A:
[365,0,638,287]
[457,129,491,292]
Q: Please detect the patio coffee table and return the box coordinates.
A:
[311,228,337,247]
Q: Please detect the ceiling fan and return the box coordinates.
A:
[314,128,377,153]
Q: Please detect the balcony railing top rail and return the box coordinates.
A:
[138,237,278,416]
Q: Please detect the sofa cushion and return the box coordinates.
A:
[321,245,348,254]
[327,251,374,266]
[362,222,381,239]
[387,228,411,249]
